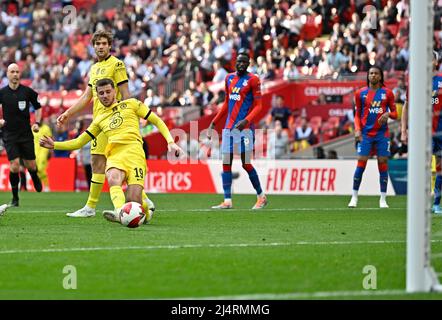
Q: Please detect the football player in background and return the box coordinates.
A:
[401,50,442,214]
[348,66,398,208]
[207,51,267,210]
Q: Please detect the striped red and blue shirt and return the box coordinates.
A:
[432,74,442,135]
[212,72,263,130]
[405,73,442,135]
[354,86,397,138]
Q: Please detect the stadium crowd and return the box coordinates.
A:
[0,0,436,159]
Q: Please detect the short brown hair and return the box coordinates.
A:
[91,29,113,46]
[95,78,115,90]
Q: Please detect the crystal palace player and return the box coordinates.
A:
[207,51,267,209]
[348,66,397,208]
[401,51,442,214]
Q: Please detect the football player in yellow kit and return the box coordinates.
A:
[33,117,52,191]
[56,30,132,218]
[41,78,182,224]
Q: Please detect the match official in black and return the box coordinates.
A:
[0,63,43,209]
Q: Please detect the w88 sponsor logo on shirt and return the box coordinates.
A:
[369,107,383,114]
[230,93,241,101]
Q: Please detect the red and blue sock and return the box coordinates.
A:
[243,164,263,196]
[222,164,232,200]
[378,162,388,193]
[352,160,367,191]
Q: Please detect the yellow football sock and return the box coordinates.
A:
[141,192,149,212]
[109,186,126,210]
[38,169,48,187]
[86,173,105,209]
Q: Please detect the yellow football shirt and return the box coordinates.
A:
[88,55,128,117]
[89,99,149,145]
[54,99,174,151]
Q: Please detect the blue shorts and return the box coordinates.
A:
[357,135,390,157]
[221,128,254,154]
[433,136,442,156]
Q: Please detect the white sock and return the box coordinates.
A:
[352,190,358,198]
[225,198,232,204]
[380,193,387,201]
[258,192,264,198]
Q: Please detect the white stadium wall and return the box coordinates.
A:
[206,160,395,196]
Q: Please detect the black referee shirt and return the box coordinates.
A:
[0,84,41,140]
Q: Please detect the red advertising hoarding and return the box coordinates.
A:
[0,157,76,192]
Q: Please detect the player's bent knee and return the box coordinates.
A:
[106,169,125,186]
[9,159,20,172]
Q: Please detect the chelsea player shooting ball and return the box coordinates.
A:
[119,202,146,228]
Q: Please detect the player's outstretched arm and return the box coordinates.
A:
[147,112,174,143]
[56,86,93,127]
[41,129,96,151]
[147,111,184,157]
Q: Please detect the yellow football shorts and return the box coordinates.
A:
[105,142,147,187]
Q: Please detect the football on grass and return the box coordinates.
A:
[119,202,146,228]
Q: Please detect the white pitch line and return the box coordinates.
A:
[10,207,406,214]
[1,239,441,255]
[172,289,415,300]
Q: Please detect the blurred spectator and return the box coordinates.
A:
[312,93,328,105]
[316,51,332,78]
[267,120,289,159]
[393,77,408,104]
[327,149,338,159]
[294,117,316,150]
[383,47,407,73]
[338,109,355,136]
[270,95,292,129]
[78,142,92,188]
[212,60,228,84]
[338,60,354,78]
[53,124,70,158]
[327,45,348,74]
[195,82,215,107]
[59,59,83,91]
[314,146,326,159]
[144,88,161,107]
[128,70,143,97]
[31,73,48,91]
[283,60,300,81]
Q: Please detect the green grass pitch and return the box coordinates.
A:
[0,192,441,300]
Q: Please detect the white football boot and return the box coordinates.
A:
[379,199,389,208]
[66,206,96,217]
[0,204,8,217]
[348,197,358,208]
[102,208,121,223]
[211,201,233,209]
